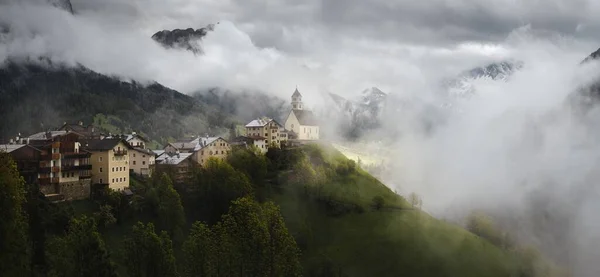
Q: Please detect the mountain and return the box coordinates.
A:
[581,47,600,64]
[325,87,387,139]
[49,0,73,13]
[151,24,216,54]
[0,60,236,144]
[442,60,524,99]
[193,87,288,124]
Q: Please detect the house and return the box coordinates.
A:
[57,121,102,139]
[108,132,149,149]
[154,152,194,184]
[0,144,43,189]
[106,133,154,177]
[245,117,287,148]
[82,138,133,191]
[4,131,94,201]
[164,136,231,166]
[230,136,268,153]
[129,147,155,177]
[284,88,320,141]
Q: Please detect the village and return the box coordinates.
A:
[0,88,320,201]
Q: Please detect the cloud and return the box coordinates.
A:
[3,2,600,274]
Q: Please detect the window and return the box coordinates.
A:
[142,161,146,165]
[62,172,65,178]
[99,167,103,173]
[142,155,145,158]
[99,157,103,162]
[265,133,268,136]
[201,151,204,155]
[133,154,136,157]
[100,178,103,183]
[221,151,224,154]
[112,178,114,183]
[133,161,136,165]
[112,167,115,172]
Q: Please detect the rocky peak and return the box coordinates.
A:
[151,24,216,55]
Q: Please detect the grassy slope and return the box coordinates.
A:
[71,143,526,277]
[265,144,520,277]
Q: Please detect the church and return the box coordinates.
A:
[284,88,320,141]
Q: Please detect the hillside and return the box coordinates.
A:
[262,144,559,277]
[0,61,237,144]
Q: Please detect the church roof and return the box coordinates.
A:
[292,110,318,126]
[292,88,302,97]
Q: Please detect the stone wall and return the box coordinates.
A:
[58,179,91,200]
[39,184,56,195]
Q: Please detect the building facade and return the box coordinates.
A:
[129,147,155,177]
[164,136,231,166]
[83,139,132,191]
[284,88,320,141]
[245,118,286,148]
[5,131,94,201]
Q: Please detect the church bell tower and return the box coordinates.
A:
[291,87,303,110]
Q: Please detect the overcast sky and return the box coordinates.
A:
[0,0,598,101]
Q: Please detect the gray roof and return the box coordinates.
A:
[168,136,224,152]
[0,144,26,153]
[81,138,132,151]
[291,110,319,126]
[27,131,67,140]
[245,118,282,128]
[292,88,302,97]
[152,150,165,156]
[156,152,193,165]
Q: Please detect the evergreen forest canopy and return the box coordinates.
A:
[0,144,567,277]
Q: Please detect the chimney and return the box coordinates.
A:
[78,121,83,126]
[132,131,136,135]
[26,138,30,145]
[9,139,14,144]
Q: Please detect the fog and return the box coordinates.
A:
[377,45,600,275]
[3,1,600,276]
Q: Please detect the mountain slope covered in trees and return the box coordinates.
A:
[0,61,237,144]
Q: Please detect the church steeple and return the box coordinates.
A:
[291,87,303,110]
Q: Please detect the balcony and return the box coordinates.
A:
[51,166,60,173]
[114,149,128,156]
[63,152,90,159]
[38,167,51,174]
[52,153,61,160]
[62,164,93,171]
[52,142,60,148]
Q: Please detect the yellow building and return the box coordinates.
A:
[245,117,286,148]
[129,147,155,177]
[284,88,320,140]
[164,136,231,166]
[83,138,132,191]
